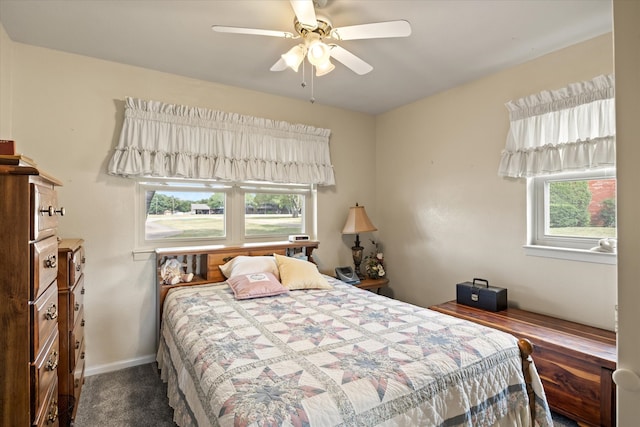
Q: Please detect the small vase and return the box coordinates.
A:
[366,263,383,279]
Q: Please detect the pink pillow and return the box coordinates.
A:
[227,272,288,300]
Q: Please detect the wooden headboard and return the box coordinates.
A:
[155,241,319,335]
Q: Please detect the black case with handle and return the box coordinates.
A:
[456,278,507,312]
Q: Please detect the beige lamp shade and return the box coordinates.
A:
[342,204,377,234]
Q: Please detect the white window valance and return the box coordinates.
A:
[498,74,615,178]
[108,97,335,185]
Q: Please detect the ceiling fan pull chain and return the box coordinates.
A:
[301,59,307,88]
[309,69,316,104]
[310,67,315,104]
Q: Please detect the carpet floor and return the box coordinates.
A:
[75,363,579,426]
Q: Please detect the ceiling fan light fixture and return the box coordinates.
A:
[281,44,306,72]
[315,59,335,76]
[306,39,331,66]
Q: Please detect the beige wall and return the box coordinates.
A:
[0,24,13,136]
[376,34,616,330]
[613,0,640,423]
[5,34,375,372]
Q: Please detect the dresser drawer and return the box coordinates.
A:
[70,275,85,327]
[73,341,86,405]
[72,306,85,367]
[31,329,59,424]
[31,281,59,360]
[31,183,60,242]
[69,246,85,287]
[34,375,59,427]
[32,236,59,300]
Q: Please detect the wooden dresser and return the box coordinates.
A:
[0,156,64,426]
[57,239,86,426]
[429,300,616,427]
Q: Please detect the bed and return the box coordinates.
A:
[155,242,552,426]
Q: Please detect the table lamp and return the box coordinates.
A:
[341,203,377,279]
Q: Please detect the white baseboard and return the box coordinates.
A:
[84,354,156,377]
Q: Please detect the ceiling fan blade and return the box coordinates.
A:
[330,20,411,41]
[329,45,373,75]
[212,25,295,39]
[270,58,288,72]
[290,0,317,30]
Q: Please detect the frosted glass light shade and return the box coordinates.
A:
[307,40,330,66]
[315,59,335,76]
[282,45,305,72]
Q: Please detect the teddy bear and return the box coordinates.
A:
[160,258,194,285]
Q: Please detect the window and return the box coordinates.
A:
[527,169,616,261]
[244,191,304,237]
[137,179,315,248]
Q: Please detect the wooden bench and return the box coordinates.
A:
[429,301,616,427]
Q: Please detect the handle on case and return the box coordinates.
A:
[472,278,489,288]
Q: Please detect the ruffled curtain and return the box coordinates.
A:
[108,97,335,185]
[498,74,615,178]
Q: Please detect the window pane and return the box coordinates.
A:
[547,178,616,238]
[145,190,225,240]
[245,193,304,236]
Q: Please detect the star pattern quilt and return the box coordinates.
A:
[157,278,552,426]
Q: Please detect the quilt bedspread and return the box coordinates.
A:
[157,278,552,427]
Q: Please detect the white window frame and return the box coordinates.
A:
[238,183,312,241]
[135,178,316,251]
[524,169,617,265]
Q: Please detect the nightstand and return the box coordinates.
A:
[355,277,389,293]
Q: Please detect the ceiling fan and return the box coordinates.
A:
[212,0,411,77]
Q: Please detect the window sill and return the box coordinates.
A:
[523,245,616,265]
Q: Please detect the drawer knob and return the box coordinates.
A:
[40,206,55,216]
[81,351,86,360]
[75,302,80,311]
[75,340,80,349]
[76,264,81,272]
[81,319,86,327]
[46,350,59,371]
[39,206,65,217]
[45,303,58,320]
[45,255,57,269]
[47,398,58,423]
[81,287,86,295]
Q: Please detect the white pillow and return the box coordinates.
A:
[219,255,280,279]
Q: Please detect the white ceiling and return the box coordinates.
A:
[0,0,612,115]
